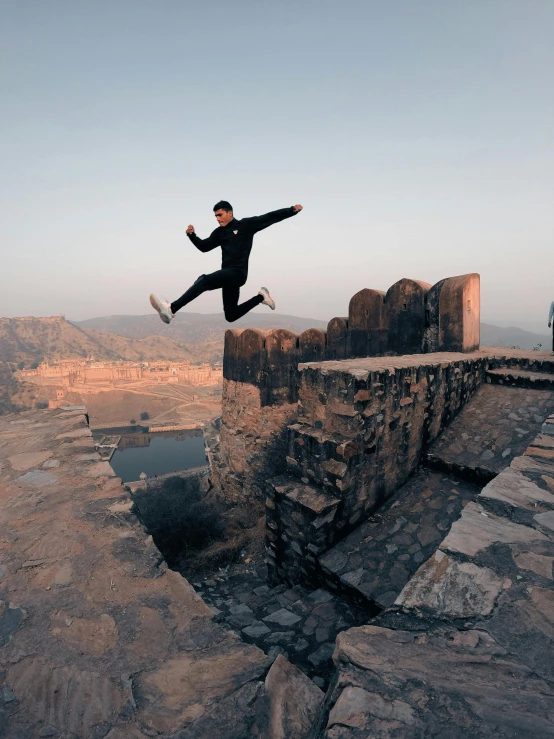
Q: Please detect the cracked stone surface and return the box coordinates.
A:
[427,383,554,476]
[0,409,276,738]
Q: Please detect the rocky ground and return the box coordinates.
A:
[0,408,324,739]
[192,566,367,689]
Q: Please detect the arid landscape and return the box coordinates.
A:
[0,312,328,424]
[1,312,552,427]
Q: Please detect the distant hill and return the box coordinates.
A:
[480,323,551,351]
[1,314,550,372]
[75,312,327,343]
[77,313,552,352]
[0,317,222,367]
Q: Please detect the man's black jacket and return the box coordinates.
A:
[186,207,298,279]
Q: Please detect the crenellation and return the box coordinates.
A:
[326,317,349,360]
[347,288,386,357]
[222,273,481,403]
[385,277,431,355]
[264,328,299,405]
[299,327,326,364]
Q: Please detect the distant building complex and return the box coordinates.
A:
[20,358,222,386]
[18,359,222,408]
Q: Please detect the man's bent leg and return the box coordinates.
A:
[222,285,263,323]
[170,269,240,314]
[171,275,210,315]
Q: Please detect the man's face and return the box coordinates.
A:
[214,209,233,227]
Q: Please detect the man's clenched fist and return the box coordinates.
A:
[293,204,303,212]
[186,224,195,234]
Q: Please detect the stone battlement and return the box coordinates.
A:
[223,273,479,407]
[211,273,480,501]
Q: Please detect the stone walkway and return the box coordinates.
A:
[193,567,366,688]
[319,470,480,608]
[427,383,554,478]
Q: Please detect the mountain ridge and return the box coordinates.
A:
[75,313,551,352]
[0,316,222,366]
[0,315,551,369]
[75,311,327,343]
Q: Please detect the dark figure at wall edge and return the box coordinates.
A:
[150,200,303,324]
[548,300,554,356]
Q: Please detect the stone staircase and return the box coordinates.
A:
[265,352,486,590]
[266,354,554,613]
[315,368,554,609]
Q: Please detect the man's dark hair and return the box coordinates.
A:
[213,200,233,213]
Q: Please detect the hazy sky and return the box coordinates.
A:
[1,0,553,331]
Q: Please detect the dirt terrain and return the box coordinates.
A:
[72,383,222,428]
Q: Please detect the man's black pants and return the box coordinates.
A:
[170,268,263,323]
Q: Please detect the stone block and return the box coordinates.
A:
[257,654,323,739]
[396,550,508,617]
[222,328,245,381]
[440,501,548,557]
[327,624,554,737]
[438,273,480,352]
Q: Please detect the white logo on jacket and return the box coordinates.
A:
[233,230,238,234]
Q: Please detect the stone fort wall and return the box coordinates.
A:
[211,273,480,501]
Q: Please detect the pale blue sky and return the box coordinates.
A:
[1,0,553,331]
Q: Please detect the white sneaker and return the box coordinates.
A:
[150,293,173,324]
[258,286,275,310]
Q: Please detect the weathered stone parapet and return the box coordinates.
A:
[262,352,491,587]
[293,353,487,527]
[222,274,481,400]
[214,274,481,503]
[266,475,341,586]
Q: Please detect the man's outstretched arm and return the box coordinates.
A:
[186,224,220,253]
[243,205,303,234]
[548,301,554,328]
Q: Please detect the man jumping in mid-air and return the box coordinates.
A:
[150,200,303,324]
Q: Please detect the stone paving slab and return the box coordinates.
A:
[426,383,554,477]
[316,415,554,738]
[318,469,479,608]
[0,409,273,739]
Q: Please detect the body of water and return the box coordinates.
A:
[107,430,207,482]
